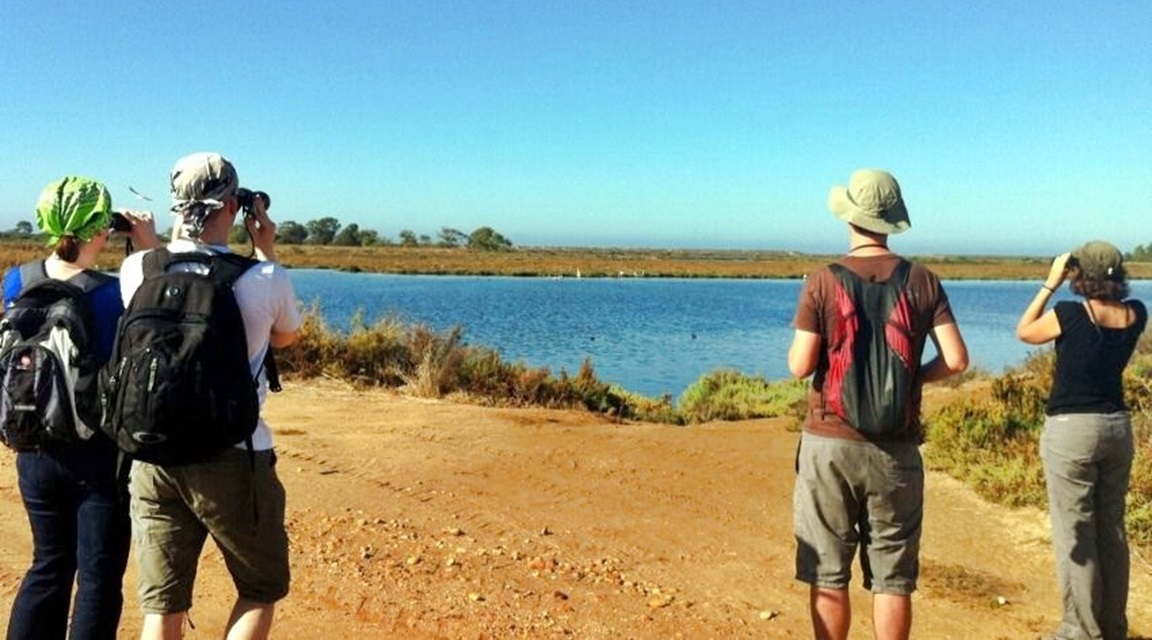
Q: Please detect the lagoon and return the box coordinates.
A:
[289,270,1152,399]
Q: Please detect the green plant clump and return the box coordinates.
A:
[275,306,815,427]
[924,338,1152,559]
[676,370,808,425]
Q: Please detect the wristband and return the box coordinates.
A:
[1040,285,1055,294]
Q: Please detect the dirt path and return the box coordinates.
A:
[1,380,1149,638]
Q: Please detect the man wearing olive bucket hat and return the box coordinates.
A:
[787,169,969,639]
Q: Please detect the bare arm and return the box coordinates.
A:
[920,322,969,383]
[788,329,821,378]
[1016,252,1069,345]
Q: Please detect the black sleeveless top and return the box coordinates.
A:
[1047,299,1147,415]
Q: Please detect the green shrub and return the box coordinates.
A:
[279,309,810,428]
[676,370,807,424]
[925,338,1152,553]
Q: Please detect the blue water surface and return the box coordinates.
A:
[288,270,1152,399]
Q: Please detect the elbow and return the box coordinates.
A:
[787,353,815,379]
[1016,329,1045,345]
[270,330,299,349]
[951,356,969,375]
[946,352,970,375]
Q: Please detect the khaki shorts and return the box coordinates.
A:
[130,448,290,613]
[793,433,923,594]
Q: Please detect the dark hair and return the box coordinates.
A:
[1069,266,1129,301]
[53,236,81,263]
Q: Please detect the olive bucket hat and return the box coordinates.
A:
[35,176,113,245]
[827,169,911,235]
[1072,240,1125,280]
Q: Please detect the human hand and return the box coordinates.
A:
[1046,252,1073,290]
[244,195,279,261]
[119,210,162,250]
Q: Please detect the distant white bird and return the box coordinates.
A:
[128,186,153,202]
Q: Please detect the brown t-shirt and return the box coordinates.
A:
[792,254,956,443]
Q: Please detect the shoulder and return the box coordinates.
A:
[1128,299,1148,325]
[237,259,295,290]
[119,248,150,276]
[799,265,837,298]
[1053,300,1086,325]
[905,260,939,282]
[232,259,298,313]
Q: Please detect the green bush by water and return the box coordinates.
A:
[276,307,805,425]
[924,335,1152,559]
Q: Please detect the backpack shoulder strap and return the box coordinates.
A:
[204,254,282,392]
[141,248,176,279]
[16,260,49,292]
[208,253,260,288]
[142,249,256,287]
[17,260,113,297]
[827,259,912,288]
[64,269,116,294]
[890,258,912,287]
[826,261,855,282]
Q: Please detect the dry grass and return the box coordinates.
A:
[4,239,1150,280]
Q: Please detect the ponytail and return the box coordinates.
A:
[54,236,81,262]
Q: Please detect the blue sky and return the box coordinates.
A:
[2,1,1149,255]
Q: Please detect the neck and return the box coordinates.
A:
[848,242,888,253]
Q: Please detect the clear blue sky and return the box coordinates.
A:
[2,1,1149,255]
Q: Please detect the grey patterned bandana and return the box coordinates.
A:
[169,152,239,239]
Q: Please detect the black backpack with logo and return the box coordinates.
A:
[821,259,920,436]
[0,262,114,451]
[100,249,266,466]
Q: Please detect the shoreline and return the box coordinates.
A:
[0,240,1149,281]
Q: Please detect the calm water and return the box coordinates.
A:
[289,270,1152,398]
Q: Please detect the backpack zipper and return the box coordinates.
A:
[147,354,159,392]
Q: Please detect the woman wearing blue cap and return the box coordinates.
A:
[1016,241,1147,640]
[2,177,156,640]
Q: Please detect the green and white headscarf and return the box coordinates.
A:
[35,176,113,245]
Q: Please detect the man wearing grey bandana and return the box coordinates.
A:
[117,152,302,640]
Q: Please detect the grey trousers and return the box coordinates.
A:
[1040,412,1133,640]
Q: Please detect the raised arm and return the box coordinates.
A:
[1016,252,1069,345]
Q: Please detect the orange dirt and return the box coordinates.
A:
[1,380,1149,638]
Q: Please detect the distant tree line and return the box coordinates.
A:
[0,218,512,252]
[228,217,513,251]
[1128,244,1152,262]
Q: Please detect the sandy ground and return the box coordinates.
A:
[1,380,1150,639]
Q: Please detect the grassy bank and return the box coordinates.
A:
[3,238,1151,280]
[924,333,1152,560]
[274,306,806,426]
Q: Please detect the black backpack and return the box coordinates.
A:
[0,262,114,451]
[100,249,270,466]
[821,259,920,436]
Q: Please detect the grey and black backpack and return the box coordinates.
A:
[99,249,274,466]
[0,262,113,451]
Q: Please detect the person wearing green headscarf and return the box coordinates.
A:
[2,176,158,640]
[35,175,114,246]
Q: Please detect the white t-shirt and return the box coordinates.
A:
[117,240,303,451]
